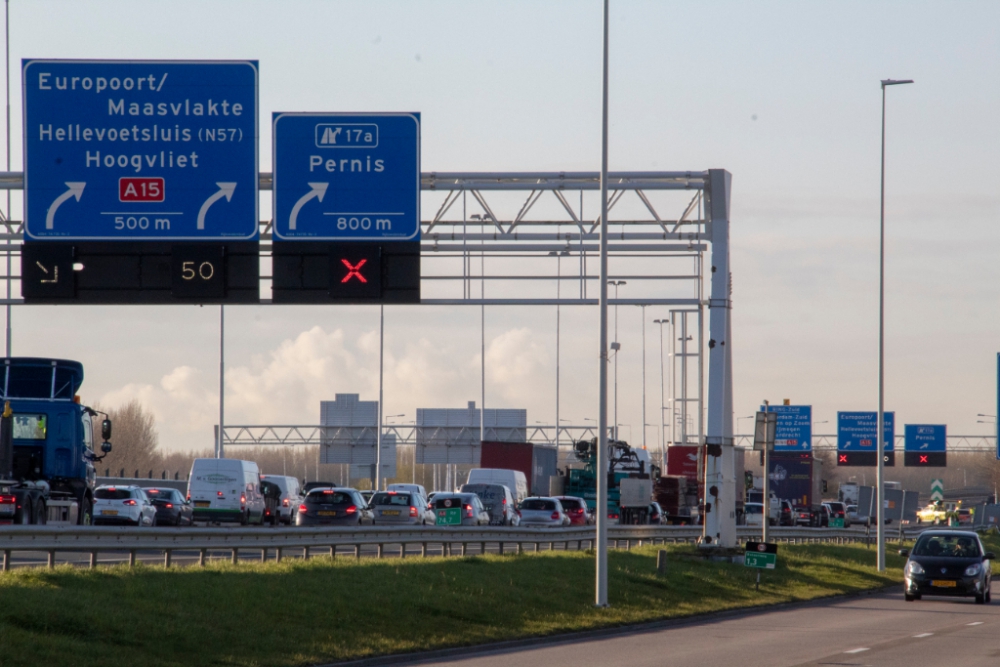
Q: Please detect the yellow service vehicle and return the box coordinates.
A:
[916,500,956,525]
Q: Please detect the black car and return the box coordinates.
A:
[295,487,372,526]
[143,487,193,526]
[900,530,994,603]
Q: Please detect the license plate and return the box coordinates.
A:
[318,510,336,516]
[931,580,957,588]
[0,505,14,514]
[101,510,119,516]
[381,510,400,516]
[194,501,210,508]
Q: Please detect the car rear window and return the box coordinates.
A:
[558,498,583,510]
[913,535,981,558]
[95,488,133,500]
[145,489,177,501]
[306,491,353,504]
[521,499,556,511]
[371,493,412,506]
[434,496,464,509]
[745,504,762,514]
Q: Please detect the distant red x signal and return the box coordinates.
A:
[919,455,928,464]
[341,259,368,283]
[839,454,848,463]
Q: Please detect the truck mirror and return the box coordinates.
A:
[101,418,112,441]
[100,441,112,454]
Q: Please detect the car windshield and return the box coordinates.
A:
[306,491,353,504]
[521,499,556,511]
[95,488,134,500]
[913,534,981,558]
[370,493,411,506]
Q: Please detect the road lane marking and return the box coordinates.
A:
[913,633,933,638]
[843,648,870,654]
[967,622,984,626]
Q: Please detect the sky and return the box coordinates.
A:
[2,0,998,452]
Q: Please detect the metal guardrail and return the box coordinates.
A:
[0,524,930,571]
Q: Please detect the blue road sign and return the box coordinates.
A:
[904,424,946,452]
[837,412,895,451]
[23,60,258,241]
[761,404,811,452]
[272,113,420,241]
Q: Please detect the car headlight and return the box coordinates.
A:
[906,561,925,575]
[964,563,982,577]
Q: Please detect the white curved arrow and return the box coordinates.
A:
[288,182,329,231]
[196,182,237,230]
[45,182,86,230]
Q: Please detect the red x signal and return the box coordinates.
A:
[839,454,848,463]
[340,259,368,284]
[919,455,928,464]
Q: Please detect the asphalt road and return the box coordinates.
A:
[403,587,1000,667]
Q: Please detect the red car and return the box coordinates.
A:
[554,496,593,525]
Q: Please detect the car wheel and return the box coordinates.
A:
[240,510,249,526]
[18,499,31,525]
[986,589,992,604]
[932,518,940,526]
[975,592,986,604]
[905,592,915,602]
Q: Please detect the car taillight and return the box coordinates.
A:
[165,503,173,509]
[298,504,308,513]
[186,493,191,501]
[572,508,584,514]
[345,505,357,515]
[409,506,418,517]
[217,491,224,497]
[609,513,619,519]
[551,511,560,520]
[502,497,507,505]
[241,494,246,504]
[0,495,14,504]
[283,499,289,506]
[464,503,473,518]
[124,499,137,506]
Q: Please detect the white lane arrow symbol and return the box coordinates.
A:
[36,261,58,284]
[196,182,237,230]
[45,182,86,230]
[288,183,329,231]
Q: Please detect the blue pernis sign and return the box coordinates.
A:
[904,424,946,452]
[761,404,811,451]
[837,412,894,451]
[272,112,420,241]
[23,60,258,241]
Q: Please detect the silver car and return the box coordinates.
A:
[518,497,570,527]
[369,490,434,525]
[432,493,490,526]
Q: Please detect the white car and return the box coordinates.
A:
[517,497,570,527]
[93,485,157,527]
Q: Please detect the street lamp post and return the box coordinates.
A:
[551,250,570,451]
[640,304,647,450]
[596,0,611,608]
[877,77,913,573]
[608,280,626,439]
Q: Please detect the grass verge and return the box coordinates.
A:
[0,536,937,667]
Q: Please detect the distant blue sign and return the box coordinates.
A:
[272,112,420,241]
[23,60,258,241]
[761,405,811,452]
[904,424,946,452]
[837,412,895,451]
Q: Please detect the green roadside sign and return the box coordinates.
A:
[744,541,778,570]
[744,551,777,569]
[829,517,845,528]
[436,508,462,526]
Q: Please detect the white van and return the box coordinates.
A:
[260,474,303,525]
[188,458,266,525]
[466,468,528,505]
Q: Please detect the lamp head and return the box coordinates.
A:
[881,79,914,87]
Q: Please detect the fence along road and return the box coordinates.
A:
[0,524,928,571]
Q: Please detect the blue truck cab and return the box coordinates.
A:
[0,358,112,525]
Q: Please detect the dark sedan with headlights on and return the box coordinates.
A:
[143,487,193,526]
[296,487,373,526]
[900,530,994,603]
